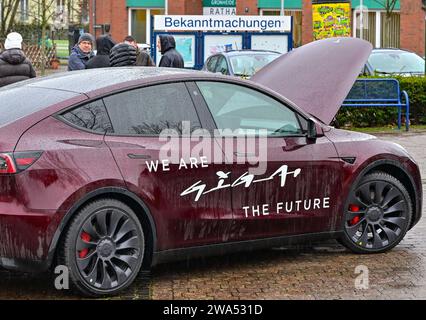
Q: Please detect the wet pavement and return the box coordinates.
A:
[0,131,426,300]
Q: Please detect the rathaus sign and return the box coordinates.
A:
[203,0,236,15]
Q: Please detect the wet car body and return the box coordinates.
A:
[0,38,422,296]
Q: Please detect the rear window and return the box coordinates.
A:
[0,87,79,127]
[229,53,280,77]
[60,100,113,133]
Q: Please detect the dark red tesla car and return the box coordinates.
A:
[0,38,422,296]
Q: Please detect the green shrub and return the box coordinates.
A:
[398,76,426,124]
[336,107,399,128]
[336,76,426,127]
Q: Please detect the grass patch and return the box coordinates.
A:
[346,125,426,134]
[54,40,69,58]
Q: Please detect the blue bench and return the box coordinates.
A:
[342,79,410,131]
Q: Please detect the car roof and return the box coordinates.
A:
[9,67,205,96]
[218,50,281,56]
[371,48,418,54]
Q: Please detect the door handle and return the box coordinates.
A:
[127,153,151,159]
[234,152,256,157]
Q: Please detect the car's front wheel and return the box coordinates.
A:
[340,172,412,254]
[59,198,145,296]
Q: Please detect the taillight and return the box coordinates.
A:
[0,153,17,174]
[14,151,43,171]
[0,151,42,174]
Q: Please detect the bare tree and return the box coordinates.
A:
[374,0,398,47]
[0,0,20,38]
[67,0,89,25]
[28,0,58,75]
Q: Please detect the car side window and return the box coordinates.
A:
[103,83,201,135]
[215,56,229,75]
[206,56,219,72]
[196,81,303,136]
[60,100,113,133]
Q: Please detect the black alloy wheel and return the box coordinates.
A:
[60,199,145,296]
[340,172,412,253]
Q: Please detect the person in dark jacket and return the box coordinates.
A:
[109,42,137,67]
[68,33,95,71]
[123,35,154,67]
[0,32,36,88]
[157,35,184,68]
[86,35,116,69]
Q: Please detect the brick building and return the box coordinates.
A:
[89,0,425,57]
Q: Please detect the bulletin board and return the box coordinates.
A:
[151,16,293,69]
[203,34,244,62]
[250,34,290,54]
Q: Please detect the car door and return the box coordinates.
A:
[195,80,343,242]
[102,82,232,250]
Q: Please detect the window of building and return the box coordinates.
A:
[55,0,66,25]
[353,9,400,49]
[381,12,400,48]
[355,11,376,46]
[260,9,303,48]
[80,0,89,24]
[130,8,165,44]
[20,0,29,21]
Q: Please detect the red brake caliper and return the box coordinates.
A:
[79,232,91,259]
[348,204,361,226]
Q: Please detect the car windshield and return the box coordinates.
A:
[368,51,425,74]
[230,53,280,77]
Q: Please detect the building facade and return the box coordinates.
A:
[89,0,425,57]
[4,0,90,28]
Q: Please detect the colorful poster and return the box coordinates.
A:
[175,35,196,68]
[312,2,351,40]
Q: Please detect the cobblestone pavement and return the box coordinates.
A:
[0,131,425,300]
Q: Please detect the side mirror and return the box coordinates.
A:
[307,119,324,139]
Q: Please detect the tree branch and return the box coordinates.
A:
[5,0,20,34]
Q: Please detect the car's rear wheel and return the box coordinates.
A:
[59,198,145,296]
[340,172,412,254]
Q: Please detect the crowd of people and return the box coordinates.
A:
[0,31,185,87]
[68,32,184,71]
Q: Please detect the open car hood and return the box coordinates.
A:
[251,37,373,124]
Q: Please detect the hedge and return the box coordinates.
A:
[336,76,426,128]
[399,76,426,124]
